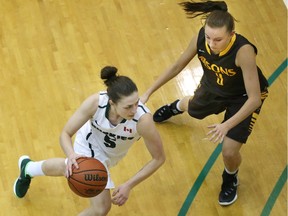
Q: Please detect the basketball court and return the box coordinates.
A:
[0,0,286,215]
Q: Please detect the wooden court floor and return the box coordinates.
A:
[0,0,287,215]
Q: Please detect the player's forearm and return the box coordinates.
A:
[146,65,181,98]
[59,131,75,158]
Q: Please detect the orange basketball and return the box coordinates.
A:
[67,157,108,198]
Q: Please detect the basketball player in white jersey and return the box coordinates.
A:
[13,66,166,215]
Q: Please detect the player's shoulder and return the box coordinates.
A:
[133,101,152,125]
[85,92,100,105]
[137,100,151,114]
[86,91,109,106]
[81,92,103,115]
[136,112,154,130]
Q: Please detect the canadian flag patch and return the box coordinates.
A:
[124,127,132,133]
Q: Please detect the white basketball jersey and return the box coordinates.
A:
[75,91,150,168]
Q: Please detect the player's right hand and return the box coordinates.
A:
[66,153,85,177]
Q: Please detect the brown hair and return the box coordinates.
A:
[101,66,138,103]
[179,1,236,32]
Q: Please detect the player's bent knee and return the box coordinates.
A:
[222,149,239,161]
[187,109,206,119]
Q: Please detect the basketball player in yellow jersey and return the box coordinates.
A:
[141,1,268,206]
[14,66,165,215]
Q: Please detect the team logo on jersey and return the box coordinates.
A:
[198,56,236,76]
[124,127,132,133]
[198,56,236,86]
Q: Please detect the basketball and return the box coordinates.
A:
[67,157,108,198]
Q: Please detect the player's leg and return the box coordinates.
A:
[78,189,112,216]
[218,92,268,206]
[222,137,242,172]
[42,158,66,176]
[13,157,66,198]
[153,84,226,122]
[218,137,242,206]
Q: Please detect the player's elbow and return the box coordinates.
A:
[247,89,261,106]
[250,95,262,110]
[256,98,262,107]
[152,150,166,169]
[157,151,166,167]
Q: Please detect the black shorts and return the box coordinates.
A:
[188,85,268,143]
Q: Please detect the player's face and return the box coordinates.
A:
[115,91,139,120]
[204,25,234,55]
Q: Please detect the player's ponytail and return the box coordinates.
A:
[100,66,138,103]
[179,1,227,18]
[179,1,236,32]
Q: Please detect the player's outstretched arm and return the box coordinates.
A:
[111,113,165,206]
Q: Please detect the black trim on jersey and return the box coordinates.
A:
[86,131,92,140]
[86,131,95,157]
[105,102,110,119]
[138,104,148,113]
[120,119,127,123]
[132,104,148,122]
[88,143,95,157]
[98,92,108,108]
[98,105,107,109]
[104,102,127,124]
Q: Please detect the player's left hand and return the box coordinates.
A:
[206,123,229,143]
[111,184,131,206]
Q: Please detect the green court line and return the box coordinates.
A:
[261,165,288,216]
[178,58,287,216]
[267,59,288,85]
[178,143,222,216]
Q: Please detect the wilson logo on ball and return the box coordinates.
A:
[84,174,107,182]
[68,158,108,198]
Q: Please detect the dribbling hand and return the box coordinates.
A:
[66,153,86,177]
